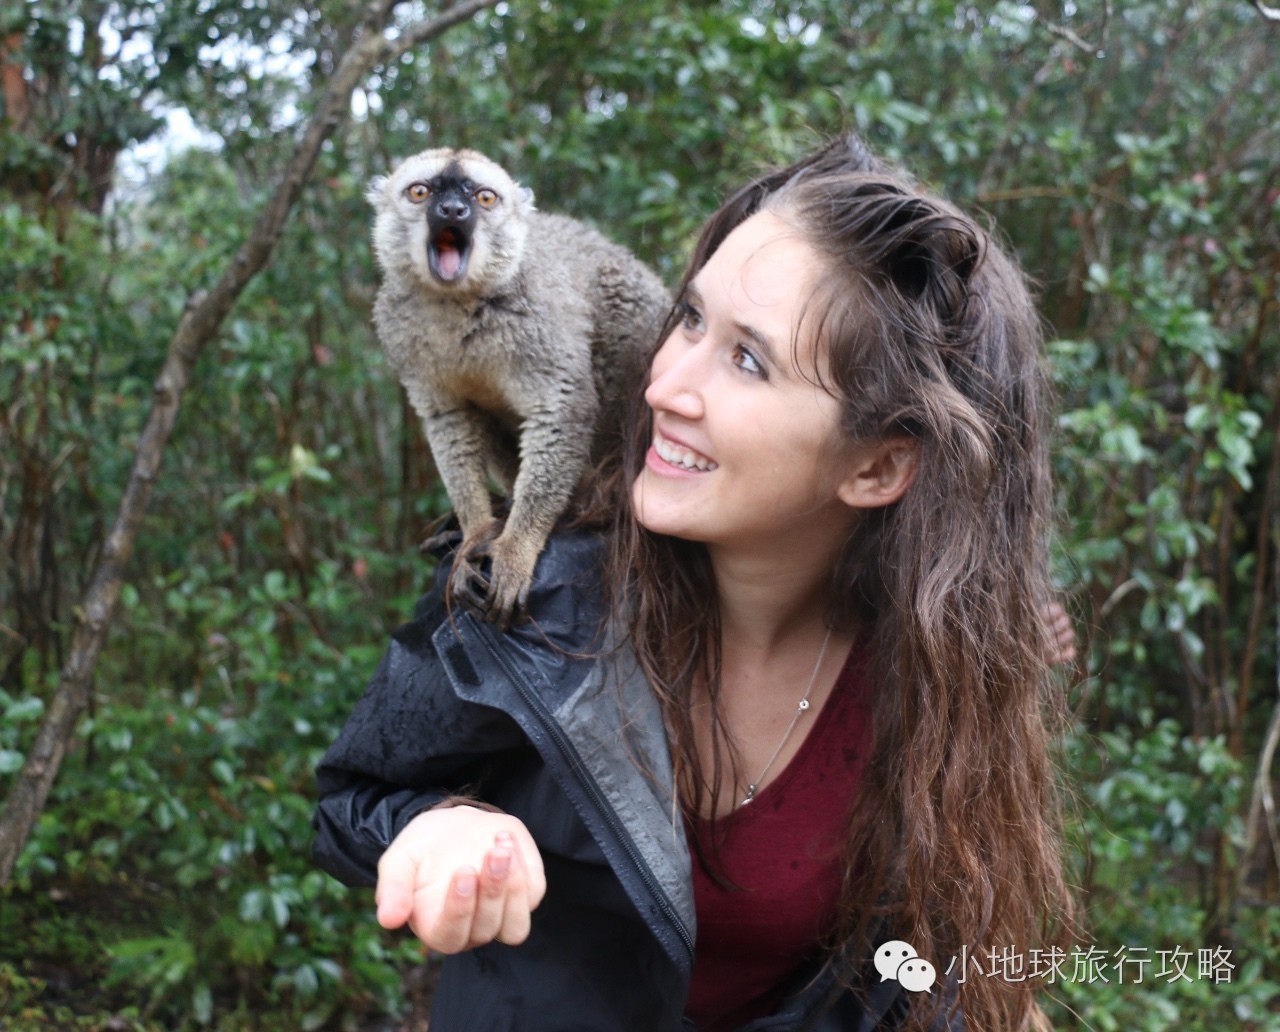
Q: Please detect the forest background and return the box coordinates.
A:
[1,1,1278,1029]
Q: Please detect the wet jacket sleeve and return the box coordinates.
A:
[311,582,528,888]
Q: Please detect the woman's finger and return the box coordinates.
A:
[495,841,534,946]
[466,842,516,947]
[374,842,419,930]
[425,865,480,954]
[502,829,546,912]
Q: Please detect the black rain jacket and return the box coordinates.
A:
[312,530,961,1031]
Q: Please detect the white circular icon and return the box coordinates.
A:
[897,957,937,994]
[875,940,918,982]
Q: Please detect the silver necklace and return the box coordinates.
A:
[739,626,833,808]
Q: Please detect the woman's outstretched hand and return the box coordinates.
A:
[375,805,546,953]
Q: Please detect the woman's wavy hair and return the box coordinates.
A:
[598,133,1076,1030]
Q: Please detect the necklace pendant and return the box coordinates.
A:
[734,627,831,814]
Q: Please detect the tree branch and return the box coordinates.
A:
[1039,0,1112,56]
[1,31,31,131]
[1237,382,1280,901]
[0,0,497,886]
[383,0,500,64]
[1237,532,1280,901]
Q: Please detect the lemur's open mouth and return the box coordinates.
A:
[429,227,471,283]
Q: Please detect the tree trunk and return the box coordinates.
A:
[0,0,500,886]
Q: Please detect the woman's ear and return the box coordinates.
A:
[836,438,918,509]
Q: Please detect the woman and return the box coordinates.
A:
[313,134,1074,1031]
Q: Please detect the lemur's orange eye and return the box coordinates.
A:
[406,182,430,203]
[475,188,498,208]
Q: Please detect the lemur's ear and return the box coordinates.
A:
[366,175,390,209]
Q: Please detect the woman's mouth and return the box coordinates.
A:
[653,433,718,472]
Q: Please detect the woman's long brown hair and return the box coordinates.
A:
[599,134,1076,1030]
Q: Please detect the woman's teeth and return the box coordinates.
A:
[655,437,718,472]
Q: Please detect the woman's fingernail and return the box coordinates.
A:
[455,870,477,897]
[488,850,512,878]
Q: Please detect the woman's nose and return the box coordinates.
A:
[644,334,706,419]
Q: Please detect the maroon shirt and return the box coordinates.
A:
[684,646,873,1030]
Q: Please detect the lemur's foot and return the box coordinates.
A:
[442,521,537,631]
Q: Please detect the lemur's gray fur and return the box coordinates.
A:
[367,148,669,626]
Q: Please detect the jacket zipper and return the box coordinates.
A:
[475,628,696,964]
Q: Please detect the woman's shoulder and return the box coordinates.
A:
[413,524,611,649]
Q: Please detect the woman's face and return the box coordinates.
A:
[632,211,862,555]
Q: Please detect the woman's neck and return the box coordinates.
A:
[707,543,837,656]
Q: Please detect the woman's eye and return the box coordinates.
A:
[679,302,705,333]
[732,344,765,378]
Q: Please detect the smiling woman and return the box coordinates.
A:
[633,212,903,566]
[314,132,1075,1032]
[606,136,1076,1029]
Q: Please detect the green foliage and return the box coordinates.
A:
[1048,722,1278,1030]
[3,553,424,1027]
[2,0,1279,1027]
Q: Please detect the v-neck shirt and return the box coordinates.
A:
[684,643,875,1030]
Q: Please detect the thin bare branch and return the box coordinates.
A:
[0,0,495,886]
[1250,0,1280,22]
[1039,0,1112,56]
[1236,364,1280,899]
[1238,563,1280,897]
[384,0,500,64]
